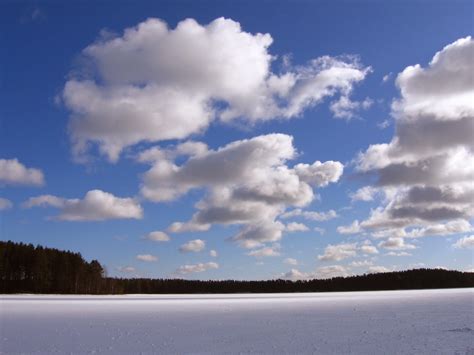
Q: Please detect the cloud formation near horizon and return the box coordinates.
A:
[23,189,143,221]
[139,133,343,249]
[346,36,474,243]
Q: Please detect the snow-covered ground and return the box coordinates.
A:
[1,289,473,354]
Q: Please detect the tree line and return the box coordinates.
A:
[1,240,473,294]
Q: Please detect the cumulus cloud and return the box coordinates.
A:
[136,254,158,262]
[337,220,362,235]
[386,251,412,257]
[329,96,373,120]
[350,186,380,202]
[175,262,219,275]
[247,244,281,258]
[318,242,358,261]
[453,235,474,249]
[23,189,143,221]
[282,265,350,280]
[360,240,379,254]
[0,198,13,211]
[0,158,44,186]
[62,17,370,162]
[179,239,205,253]
[350,260,374,267]
[353,37,474,240]
[144,231,170,242]
[285,222,309,232]
[209,249,218,257]
[141,134,342,250]
[378,237,416,251]
[318,240,378,261]
[405,219,473,239]
[282,268,310,281]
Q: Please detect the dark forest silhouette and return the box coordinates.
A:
[1,240,473,294]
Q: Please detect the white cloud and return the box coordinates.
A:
[353,37,474,239]
[0,158,44,186]
[453,235,474,249]
[406,219,473,238]
[62,17,370,162]
[386,251,411,257]
[315,265,351,279]
[175,262,218,275]
[368,266,390,273]
[318,240,378,261]
[282,265,350,280]
[378,237,416,251]
[382,73,392,83]
[337,220,362,235]
[247,245,281,258]
[350,260,373,267]
[281,268,310,281]
[209,249,218,257]
[360,243,379,254]
[377,119,391,129]
[179,239,205,253]
[280,208,338,221]
[284,258,298,265]
[329,96,373,120]
[285,222,309,232]
[0,198,13,211]
[318,243,358,261]
[294,161,344,188]
[144,134,342,250]
[350,186,379,202]
[136,254,158,262]
[23,189,142,221]
[144,231,170,242]
[233,221,285,249]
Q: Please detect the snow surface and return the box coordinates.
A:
[1,289,473,354]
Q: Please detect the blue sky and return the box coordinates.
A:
[1,0,473,280]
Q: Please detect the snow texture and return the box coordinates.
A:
[1,289,473,354]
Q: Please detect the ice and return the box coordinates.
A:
[1,288,473,354]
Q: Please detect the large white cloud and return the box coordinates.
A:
[62,17,370,162]
[140,133,343,249]
[23,189,143,221]
[352,37,474,242]
[0,159,44,186]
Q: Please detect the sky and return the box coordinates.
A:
[0,0,473,280]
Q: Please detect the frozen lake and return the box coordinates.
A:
[1,289,473,354]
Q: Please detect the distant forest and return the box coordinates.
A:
[1,240,473,294]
